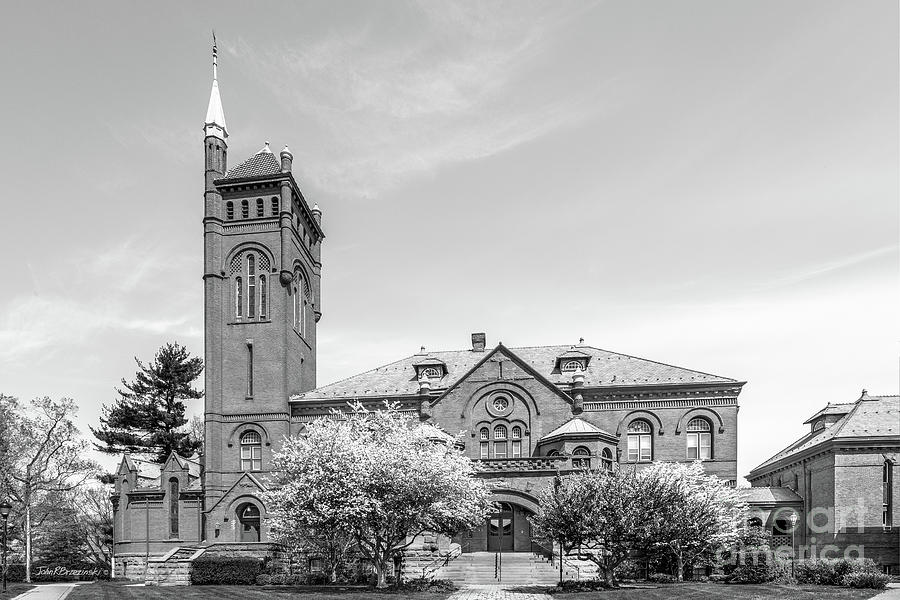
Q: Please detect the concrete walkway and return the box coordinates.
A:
[875,583,900,599]
[10,583,80,600]
[448,584,552,600]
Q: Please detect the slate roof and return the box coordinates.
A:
[803,402,855,424]
[738,486,803,504]
[293,344,739,401]
[222,145,281,180]
[541,418,615,443]
[750,392,900,474]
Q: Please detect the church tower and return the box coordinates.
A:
[200,38,324,541]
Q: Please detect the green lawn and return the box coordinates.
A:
[550,582,886,599]
[67,581,455,600]
[0,583,36,597]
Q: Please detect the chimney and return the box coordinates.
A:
[471,332,486,352]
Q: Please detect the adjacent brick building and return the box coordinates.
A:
[747,391,900,572]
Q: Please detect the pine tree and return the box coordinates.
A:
[91,342,203,463]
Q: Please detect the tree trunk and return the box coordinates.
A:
[603,565,616,587]
[25,487,32,583]
[374,555,387,588]
[676,552,684,582]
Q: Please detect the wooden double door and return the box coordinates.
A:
[486,502,514,551]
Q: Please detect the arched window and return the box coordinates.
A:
[259,274,267,319]
[235,277,243,318]
[271,197,279,216]
[686,418,712,460]
[256,198,264,217]
[421,367,441,380]
[547,449,560,457]
[884,460,893,529]
[510,426,522,458]
[241,199,249,219]
[627,420,652,462]
[561,360,582,372]
[293,272,309,336]
[226,201,234,220]
[480,427,489,440]
[511,426,522,439]
[572,446,590,469]
[601,447,613,471]
[240,431,262,471]
[479,428,489,459]
[247,255,256,318]
[168,478,179,538]
[493,425,507,440]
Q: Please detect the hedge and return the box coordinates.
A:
[190,556,263,585]
[794,558,879,586]
[842,571,891,589]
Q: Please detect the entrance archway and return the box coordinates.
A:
[487,502,514,551]
[237,503,260,542]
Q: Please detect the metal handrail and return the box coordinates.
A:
[530,538,581,581]
[419,544,462,579]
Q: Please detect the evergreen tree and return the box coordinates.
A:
[91,342,203,463]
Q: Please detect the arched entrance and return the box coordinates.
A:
[487,502,514,551]
[237,503,260,542]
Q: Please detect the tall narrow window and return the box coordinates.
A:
[169,478,179,538]
[572,446,591,469]
[271,197,279,215]
[686,418,712,460]
[480,442,489,459]
[511,440,521,458]
[241,199,249,219]
[246,343,254,398]
[256,198,264,217]
[226,201,234,220]
[247,255,256,318]
[884,460,894,529]
[259,274,267,319]
[493,441,507,459]
[601,448,613,471]
[627,420,652,462]
[240,431,262,471]
[235,277,243,317]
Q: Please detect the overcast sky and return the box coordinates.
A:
[0,1,897,481]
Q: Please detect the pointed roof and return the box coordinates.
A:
[749,392,900,475]
[292,343,739,401]
[222,143,282,180]
[204,37,227,139]
[541,418,616,443]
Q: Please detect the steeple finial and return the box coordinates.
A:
[204,32,227,140]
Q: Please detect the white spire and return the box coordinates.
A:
[204,32,227,139]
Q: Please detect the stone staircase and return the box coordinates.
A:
[145,546,205,586]
[436,551,571,585]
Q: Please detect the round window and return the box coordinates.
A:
[492,396,509,412]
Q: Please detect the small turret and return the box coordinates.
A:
[280,145,293,172]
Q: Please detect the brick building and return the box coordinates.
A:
[747,391,900,572]
[110,44,897,582]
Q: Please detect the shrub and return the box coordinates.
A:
[256,574,272,586]
[550,579,611,593]
[305,572,329,585]
[842,572,890,589]
[191,556,263,585]
[648,573,677,583]
[794,558,879,586]
[396,577,456,592]
[614,558,644,581]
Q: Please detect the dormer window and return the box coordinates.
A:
[420,367,442,380]
[814,420,825,432]
[561,360,584,373]
[414,359,447,381]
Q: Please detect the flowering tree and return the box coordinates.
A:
[266,403,491,587]
[532,468,677,586]
[641,462,746,580]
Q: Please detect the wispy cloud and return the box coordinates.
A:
[0,237,200,366]
[758,244,898,290]
[226,1,604,197]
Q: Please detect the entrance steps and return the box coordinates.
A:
[145,546,205,586]
[436,551,570,585]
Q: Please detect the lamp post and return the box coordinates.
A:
[0,500,11,594]
[789,512,798,577]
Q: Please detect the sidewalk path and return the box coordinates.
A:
[448,584,552,600]
[10,584,79,600]
[875,583,900,599]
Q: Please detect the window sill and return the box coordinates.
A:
[229,319,271,326]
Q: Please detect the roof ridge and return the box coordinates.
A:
[577,345,739,383]
[298,354,418,395]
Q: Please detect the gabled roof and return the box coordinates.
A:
[540,418,616,443]
[292,343,738,401]
[738,486,802,505]
[222,144,281,180]
[803,402,855,425]
[750,392,900,475]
